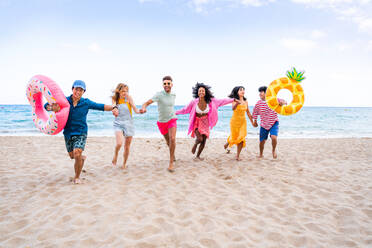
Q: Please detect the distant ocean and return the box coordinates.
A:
[1,105,371,138]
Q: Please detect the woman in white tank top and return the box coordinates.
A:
[176,83,234,159]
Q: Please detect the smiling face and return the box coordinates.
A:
[198,87,206,99]
[72,87,85,101]
[238,87,245,98]
[163,79,173,93]
[259,90,266,101]
[119,86,129,99]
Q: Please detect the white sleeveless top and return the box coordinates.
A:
[196,104,209,114]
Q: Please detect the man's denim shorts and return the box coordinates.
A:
[259,121,279,142]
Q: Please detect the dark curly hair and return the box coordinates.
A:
[192,83,214,104]
[228,86,246,101]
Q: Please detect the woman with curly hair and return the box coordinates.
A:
[176,83,234,159]
[224,86,254,161]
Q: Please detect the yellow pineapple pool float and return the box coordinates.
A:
[266,68,305,116]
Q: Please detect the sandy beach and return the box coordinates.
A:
[0,136,371,247]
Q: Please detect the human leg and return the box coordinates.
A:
[70,135,87,184]
[196,135,207,159]
[271,135,277,158]
[167,126,177,171]
[236,141,243,161]
[112,131,124,166]
[73,148,83,183]
[259,140,266,158]
[162,132,170,146]
[122,136,133,169]
[192,129,203,154]
[269,122,279,159]
[259,127,269,158]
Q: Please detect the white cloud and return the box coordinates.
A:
[311,30,326,39]
[291,0,372,34]
[88,43,101,53]
[368,40,372,50]
[353,17,372,33]
[336,42,351,51]
[189,0,276,13]
[280,38,317,54]
[60,43,76,49]
[239,0,275,7]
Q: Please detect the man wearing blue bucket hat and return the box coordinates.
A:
[45,80,117,184]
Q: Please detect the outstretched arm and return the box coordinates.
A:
[128,95,140,114]
[214,98,234,107]
[141,99,153,113]
[87,99,115,113]
[175,100,194,115]
[104,105,114,111]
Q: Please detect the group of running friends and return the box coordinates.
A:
[46,76,285,184]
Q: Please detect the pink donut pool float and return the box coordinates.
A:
[26,75,70,135]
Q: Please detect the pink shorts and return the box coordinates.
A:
[157,118,177,135]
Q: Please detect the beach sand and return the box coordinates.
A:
[0,136,371,247]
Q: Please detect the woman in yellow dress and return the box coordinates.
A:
[224,86,254,161]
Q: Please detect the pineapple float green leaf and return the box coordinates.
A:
[286,67,305,82]
[266,67,305,116]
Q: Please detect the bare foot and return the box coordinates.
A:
[236,156,242,161]
[82,156,87,173]
[257,155,264,159]
[168,162,175,173]
[195,156,204,161]
[224,143,231,154]
[272,151,277,159]
[121,164,127,170]
[191,144,197,154]
[73,178,82,184]
[112,156,117,166]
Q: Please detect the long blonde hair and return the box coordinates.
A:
[112,83,129,103]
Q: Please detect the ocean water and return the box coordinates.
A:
[1,105,371,138]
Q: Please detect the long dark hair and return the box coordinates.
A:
[228,86,246,100]
[192,82,214,104]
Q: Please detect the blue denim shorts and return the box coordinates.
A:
[64,135,87,153]
[259,121,279,142]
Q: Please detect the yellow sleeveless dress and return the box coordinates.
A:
[227,104,247,147]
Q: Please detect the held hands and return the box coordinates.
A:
[112,108,119,117]
[139,107,147,114]
[252,120,258,127]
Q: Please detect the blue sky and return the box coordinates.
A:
[1,0,372,106]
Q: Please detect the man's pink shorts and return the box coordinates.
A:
[157,118,177,135]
